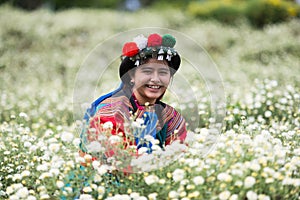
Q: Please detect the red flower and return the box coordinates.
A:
[122,42,139,57]
[147,33,162,47]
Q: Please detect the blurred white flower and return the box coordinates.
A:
[12,174,22,181]
[93,174,102,183]
[73,138,81,147]
[40,194,50,199]
[193,176,204,185]
[61,131,74,142]
[86,141,103,153]
[244,176,256,188]
[258,194,270,200]
[21,170,30,178]
[27,196,37,200]
[39,172,52,179]
[264,110,272,118]
[15,187,29,198]
[103,121,113,129]
[97,165,108,175]
[109,135,122,144]
[56,180,64,188]
[172,169,185,182]
[79,194,94,200]
[92,160,100,169]
[49,143,60,153]
[246,191,258,200]
[97,186,105,195]
[24,141,32,148]
[148,193,158,200]
[168,191,179,198]
[219,190,231,200]
[138,147,149,155]
[82,186,92,193]
[9,195,18,200]
[144,175,159,185]
[37,164,48,171]
[217,172,232,182]
[229,194,239,200]
[19,112,28,118]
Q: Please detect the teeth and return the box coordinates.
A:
[148,85,160,89]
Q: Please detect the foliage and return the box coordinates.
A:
[245,0,300,27]
[187,0,300,28]
[187,1,245,25]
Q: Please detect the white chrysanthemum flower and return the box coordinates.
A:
[109,135,122,144]
[217,172,232,182]
[9,194,18,200]
[24,141,31,148]
[21,170,30,178]
[82,186,92,193]
[61,131,74,142]
[244,176,256,188]
[37,164,48,171]
[258,194,270,200]
[12,173,22,181]
[86,141,103,153]
[168,191,179,198]
[219,190,231,200]
[229,194,239,200]
[92,160,100,169]
[136,196,147,200]
[73,138,81,147]
[148,193,158,200]
[78,194,94,200]
[40,194,50,199]
[97,165,108,175]
[246,191,258,200]
[138,147,149,155]
[172,169,185,182]
[97,186,105,195]
[56,180,64,188]
[144,175,159,185]
[27,196,37,200]
[49,143,60,153]
[15,187,29,198]
[93,174,102,183]
[39,172,52,179]
[19,112,28,118]
[264,110,272,118]
[193,176,204,185]
[133,34,148,50]
[103,121,113,129]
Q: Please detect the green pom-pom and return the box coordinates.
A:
[162,34,176,48]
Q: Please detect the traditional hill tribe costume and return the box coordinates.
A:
[79,33,187,160]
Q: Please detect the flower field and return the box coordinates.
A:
[0,6,300,200]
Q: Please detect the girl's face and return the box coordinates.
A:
[131,58,171,105]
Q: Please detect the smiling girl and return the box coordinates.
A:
[80,33,187,160]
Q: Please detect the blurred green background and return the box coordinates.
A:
[1,0,300,27]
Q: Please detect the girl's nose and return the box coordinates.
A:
[150,72,160,83]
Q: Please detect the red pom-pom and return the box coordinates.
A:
[122,42,139,57]
[147,33,162,47]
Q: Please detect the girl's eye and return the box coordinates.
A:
[142,70,152,74]
[159,71,169,75]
